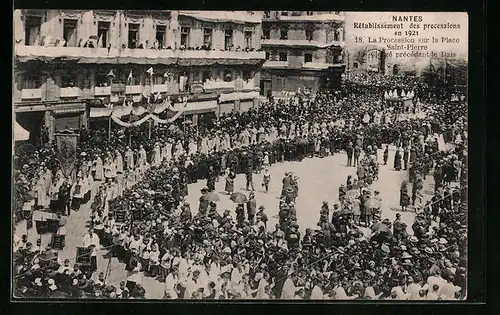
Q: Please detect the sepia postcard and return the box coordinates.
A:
[12,10,470,301]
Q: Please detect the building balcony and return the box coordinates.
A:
[261,39,345,49]
[125,85,143,94]
[203,80,235,90]
[302,62,346,70]
[152,84,169,93]
[120,49,266,60]
[94,86,111,96]
[59,87,81,98]
[15,45,116,60]
[21,88,42,100]
[15,45,266,64]
[262,61,289,69]
[242,80,256,90]
[277,12,344,22]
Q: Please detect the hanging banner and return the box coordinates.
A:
[55,133,79,179]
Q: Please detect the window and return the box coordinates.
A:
[224,29,233,50]
[353,62,359,69]
[61,74,77,88]
[153,74,164,85]
[280,27,288,40]
[306,11,314,15]
[24,16,41,46]
[223,69,233,82]
[265,51,270,60]
[304,53,313,63]
[279,52,287,61]
[63,19,78,47]
[281,11,288,16]
[262,27,270,39]
[305,28,314,41]
[97,21,110,48]
[95,72,110,87]
[128,23,140,49]
[156,25,166,48]
[23,74,42,89]
[244,31,252,49]
[243,70,252,81]
[180,27,190,47]
[202,71,210,82]
[203,28,212,47]
[334,29,340,41]
[263,11,271,18]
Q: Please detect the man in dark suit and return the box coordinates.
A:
[246,192,257,225]
[58,179,72,216]
[346,142,354,166]
[245,167,254,191]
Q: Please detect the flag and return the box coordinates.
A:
[146,67,154,76]
[97,33,103,48]
[127,71,133,85]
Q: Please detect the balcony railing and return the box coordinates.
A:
[94,86,111,96]
[263,61,289,69]
[261,39,344,48]
[125,85,143,94]
[203,81,235,90]
[152,84,169,93]
[278,12,344,22]
[15,45,266,61]
[242,80,255,90]
[21,88,42,100]
[59,87,80,98]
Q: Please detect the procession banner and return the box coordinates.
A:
[55,133,79,179]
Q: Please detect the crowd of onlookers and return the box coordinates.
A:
[13,74,467,299]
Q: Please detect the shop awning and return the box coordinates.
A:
[14,121,30,141]
[219,91,259,102]
[175,100,217,114]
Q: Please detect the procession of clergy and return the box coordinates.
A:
[14,75,468,300]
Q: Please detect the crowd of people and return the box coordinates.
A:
[13,73,468,299]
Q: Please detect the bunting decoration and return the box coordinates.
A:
[104,98,188,127]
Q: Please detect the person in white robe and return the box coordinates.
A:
[164,266,180,299]
[114,150,124,174]
[138,145,148,168]
[255,272,269,299]
[184,270,203,299]
[165,140,173,163]
[43,168,52,196]
[250,126,258,144]
[153,143,162,167]
[104,157,117,182]
[333,283,359,300]
[200,136,209,155]
[281,274,302,299]
[224,133,232,150]
[240,129,250,147]
[35,171,48,209]
[207,136,214,154]
[188,138,197,156]
[174,140,184,159]
[124,147,134,171]
[94,155,104,181]
[213,133,221,152]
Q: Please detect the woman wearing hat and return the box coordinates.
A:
[224,169,236,195]
[399,181,410,212]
